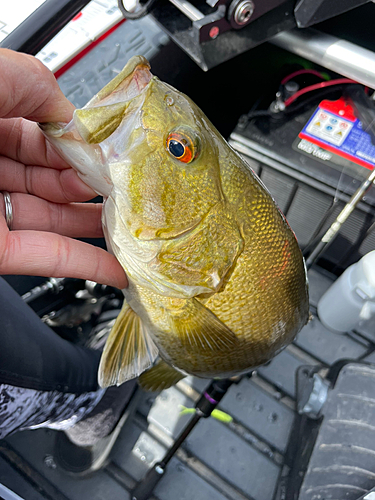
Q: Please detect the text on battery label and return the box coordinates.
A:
[297,140,332,160]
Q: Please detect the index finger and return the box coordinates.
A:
[0,118,72,170]
[0,225,128,289]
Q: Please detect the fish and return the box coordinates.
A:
[40,55,309,391]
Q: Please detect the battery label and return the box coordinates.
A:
[299,97,375,170]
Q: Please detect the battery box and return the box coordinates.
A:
[300,96,375,171]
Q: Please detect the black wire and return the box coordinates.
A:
[245,110,274,119]
[244,84,355,123]
[284,84,355,116]
[118,0,157,19]
[302,200,339,258]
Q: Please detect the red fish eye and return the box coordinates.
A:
[166,132,196,163]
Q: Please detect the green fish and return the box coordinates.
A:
[40,55,309,391]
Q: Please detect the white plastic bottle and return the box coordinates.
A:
[317,250,375,333]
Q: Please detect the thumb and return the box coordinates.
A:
[0,49,74,123]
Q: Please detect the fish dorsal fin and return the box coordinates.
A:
[169,298,238,352]
[73,101,131,144]
[138,359,186,392]
[98,301,158,388]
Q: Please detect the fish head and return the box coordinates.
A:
[41,56,225,241]
[41,56,244,296]
[119,76,226,241]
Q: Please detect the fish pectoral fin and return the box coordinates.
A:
[169,298,238,352]
[138,359,186,392]
[98,301,158,388]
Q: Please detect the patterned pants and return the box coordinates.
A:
[0,278,104,439]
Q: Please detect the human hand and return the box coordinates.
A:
[0,49,127,289]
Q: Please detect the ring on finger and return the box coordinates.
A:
[2,191,13,231]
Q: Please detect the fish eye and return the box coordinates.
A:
[166,130,199,163]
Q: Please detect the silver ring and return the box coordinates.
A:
[2,191,13,231]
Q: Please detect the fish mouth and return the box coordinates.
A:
[39,56,152,141]
[70,56,153,145]
[88,55,153,108]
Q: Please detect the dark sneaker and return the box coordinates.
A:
[54,379,139,475]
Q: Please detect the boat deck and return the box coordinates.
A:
[2,266,375,500]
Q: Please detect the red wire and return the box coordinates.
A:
[284,78,357,107]
[281,69,326,85]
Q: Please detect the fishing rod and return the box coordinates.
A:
[305,167,375,270]
[131,377,236,500]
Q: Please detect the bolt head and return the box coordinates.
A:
[234,0,254,25]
